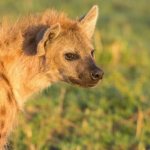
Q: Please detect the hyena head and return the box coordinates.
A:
[37,5,104,87]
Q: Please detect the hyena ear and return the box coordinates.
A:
[79,5,99,38]
[37,23,61,56]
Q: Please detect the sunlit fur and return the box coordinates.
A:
[0,6,99,149]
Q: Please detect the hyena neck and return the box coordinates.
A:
[5,54,56,107]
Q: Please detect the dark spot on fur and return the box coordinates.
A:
[4,40,9,46]
[0,106,6,116]
[12,36,17,42]
[7,93,13,103]
[0,121,5,129]
[0,73,10,86]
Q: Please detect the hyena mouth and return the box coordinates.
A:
[68,77,98,87]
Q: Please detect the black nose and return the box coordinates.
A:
[91,68,104,81]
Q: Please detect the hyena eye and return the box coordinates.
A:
[91,50,95,57]
[64,53,80,61]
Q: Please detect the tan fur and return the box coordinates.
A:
[0,6,100,149]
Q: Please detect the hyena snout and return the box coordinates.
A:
[91,67,104,81]
[87,58,104,82]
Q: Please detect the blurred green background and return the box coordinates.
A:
[0,0,150,150]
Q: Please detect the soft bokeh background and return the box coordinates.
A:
[0,0,150,150]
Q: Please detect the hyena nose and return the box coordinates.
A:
[91,68,104,81]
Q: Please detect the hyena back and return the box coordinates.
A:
[0,5,103,149]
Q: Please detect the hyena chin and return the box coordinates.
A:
[0,5,103,149]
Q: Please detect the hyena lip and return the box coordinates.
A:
[68,77,99,88]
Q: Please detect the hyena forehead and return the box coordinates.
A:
[59,28,94,53]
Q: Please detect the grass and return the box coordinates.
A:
[0,0,150,149]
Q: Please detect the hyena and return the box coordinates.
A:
[0,5,104,149]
